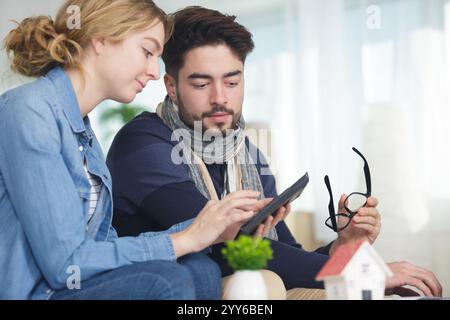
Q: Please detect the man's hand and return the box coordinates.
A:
[253,201,291,238]
[333,194,381,249]
[385,261,443,297]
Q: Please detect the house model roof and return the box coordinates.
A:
[315,240,393,281]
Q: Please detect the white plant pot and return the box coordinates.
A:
[223,270,268,300]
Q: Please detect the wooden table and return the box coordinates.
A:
[287,288,326,300]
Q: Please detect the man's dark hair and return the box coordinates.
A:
[162,6,255,79]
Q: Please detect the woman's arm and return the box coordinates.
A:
[0,97,184,289]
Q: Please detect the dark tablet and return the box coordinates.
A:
[240,172,309,235]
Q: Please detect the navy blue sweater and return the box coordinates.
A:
[107,112,331,289]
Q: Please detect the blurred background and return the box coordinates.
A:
[1,0,449,296]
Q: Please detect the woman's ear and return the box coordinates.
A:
[90,37,107,56]
[164,73,178,104]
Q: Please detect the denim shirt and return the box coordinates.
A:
[0,67,192,300]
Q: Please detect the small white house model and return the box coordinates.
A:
[315,240,393,300]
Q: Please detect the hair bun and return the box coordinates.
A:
[4,15,80,77]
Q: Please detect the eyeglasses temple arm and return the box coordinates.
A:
[352,147,372,196]
[324,175,337,231]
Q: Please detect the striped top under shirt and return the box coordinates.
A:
[83,163,102,222]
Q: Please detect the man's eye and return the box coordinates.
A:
[227,82,238,87]
[143,48,153,58]
[193,83,208,89]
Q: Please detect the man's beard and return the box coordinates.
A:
[176,89,241,135]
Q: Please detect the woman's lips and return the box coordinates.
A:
[136,80,145,91]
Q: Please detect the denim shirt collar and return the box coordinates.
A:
[45,66,86,133]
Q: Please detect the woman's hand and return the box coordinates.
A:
[170,190,261,257]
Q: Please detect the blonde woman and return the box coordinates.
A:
[0,0,267,300]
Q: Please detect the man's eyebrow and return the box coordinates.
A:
[143,37,162,51]
[224,70,242,78]
[188,73,213,80]
[187,70,242,80]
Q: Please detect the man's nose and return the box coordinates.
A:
[210,83,227,106]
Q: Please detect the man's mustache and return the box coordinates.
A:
[202,105,234,118]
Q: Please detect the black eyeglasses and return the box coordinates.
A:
[324,147,372,232]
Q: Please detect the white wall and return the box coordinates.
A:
[0,0,61,38]
[1,0,62,93]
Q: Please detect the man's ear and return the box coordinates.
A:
[164,73,178,104]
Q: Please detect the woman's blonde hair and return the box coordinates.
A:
[4,0,172,77]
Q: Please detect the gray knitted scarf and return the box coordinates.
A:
[156,96,277,240]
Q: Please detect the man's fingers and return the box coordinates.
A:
[352,215,378,226]
[254,224,264,238]
[272,207,286,226]
[394,262,439,297]
[263,215,273,236]
[350,223,378,234]
[337,194,349,214]
[366,196,379,207]
[399,262,442,297]
[285,203,292,216]
[338,194,348,212]
[391,286,421,297]
[408,265,443,297]
[357,207,380,218]
[387,261,443,298]
[406,277,433,297]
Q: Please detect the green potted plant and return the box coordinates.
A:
[221,235,285,300]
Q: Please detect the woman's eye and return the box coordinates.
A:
[143,48,153,58]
